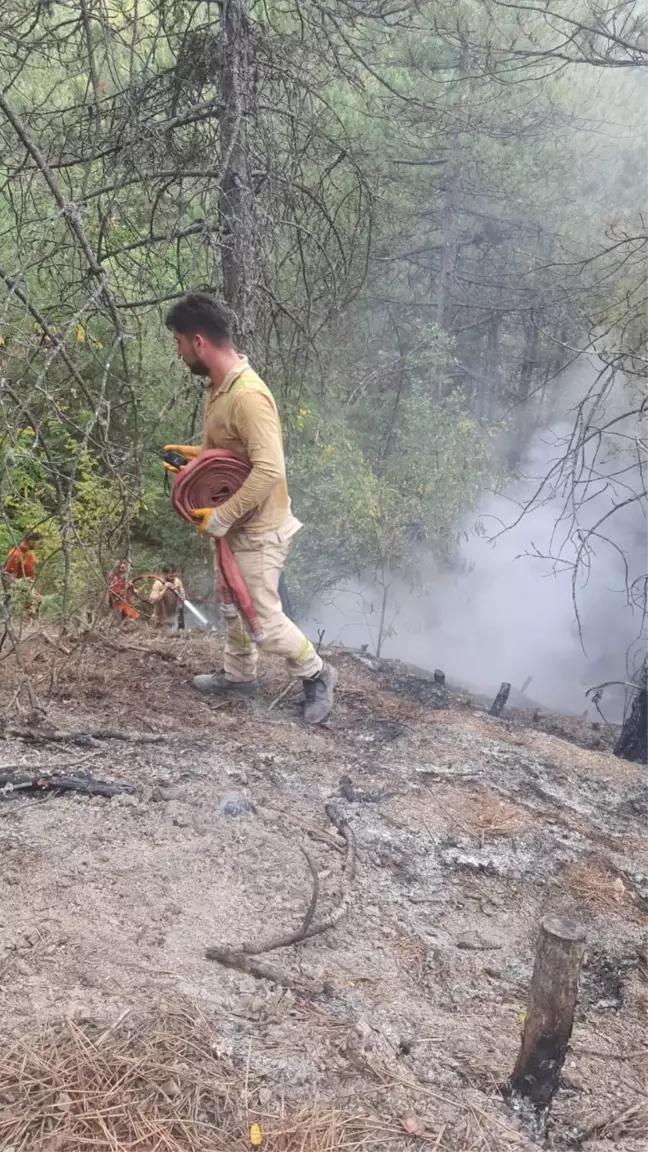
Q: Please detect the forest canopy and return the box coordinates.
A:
[0,0,645,628]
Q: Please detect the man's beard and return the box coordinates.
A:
[189,356,209,378]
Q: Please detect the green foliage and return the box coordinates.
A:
[285,379,498,608]
[0,0,643,629]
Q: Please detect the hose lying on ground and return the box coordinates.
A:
[171,450,265,642]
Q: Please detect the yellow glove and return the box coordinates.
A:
[162,443,201,474]
[191,507,229,538]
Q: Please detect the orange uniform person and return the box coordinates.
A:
[4,539,37,581]
[107,560,140,620]
[2,533,42,614]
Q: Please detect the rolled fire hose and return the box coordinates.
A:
[171,449,265,643]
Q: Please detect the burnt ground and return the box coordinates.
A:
[0,626,646,1150]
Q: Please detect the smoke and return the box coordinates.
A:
[303,378,647,721]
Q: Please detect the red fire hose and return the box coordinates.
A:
[171,450,265,642]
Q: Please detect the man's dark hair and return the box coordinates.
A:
[165,293,233,346]
[24,532,42,546]
[162,563,176,575]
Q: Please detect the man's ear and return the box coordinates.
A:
[193,333,205,355]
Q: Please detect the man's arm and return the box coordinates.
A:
[149,579,165,604]
[215,391,286,528]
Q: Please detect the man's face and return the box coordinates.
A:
[173,330,209,377]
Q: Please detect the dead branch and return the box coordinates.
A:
[206,805,356,976]
[5,727,163,745]
[40,632,72,657]
[267,681,296,711]
[203,948,326,996]
[576,1101,646,1144]
[258,804,346,852]
[299,845,320,936]
[89,631,187,665]
[0,772,135,799]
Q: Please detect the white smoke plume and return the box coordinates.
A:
[304,399,646,722]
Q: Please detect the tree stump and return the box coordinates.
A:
[614,662,647,764]
[489,681,510,716]
[510,916,586,1113]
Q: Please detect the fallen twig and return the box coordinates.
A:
[258,804,346,852]
[267,681,296,712]
[6,726,163,745]
[576,1101,646,1144]
[0,772,136,799]
[206,805,356,978]
[40,631,72,657]
[89,629,186,663]
[96,1007,133,1047]
[203,948,325,995]
[299,845,320,936]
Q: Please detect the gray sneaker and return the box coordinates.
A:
[303,662,338,725]
[193,671,257,696]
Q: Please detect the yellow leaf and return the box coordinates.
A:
[250,1122,263,1146]
[76,324,86,343]
[518,1011,526,1026]
[0,335,5,346]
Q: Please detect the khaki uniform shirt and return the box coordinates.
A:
[150,576,185,604]
[202,357,300,536]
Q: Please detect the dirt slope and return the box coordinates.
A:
[0,629,646,1151]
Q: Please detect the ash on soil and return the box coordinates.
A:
[0,628,645,1150]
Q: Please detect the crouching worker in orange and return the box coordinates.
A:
[107,560,139,620]
[149,564,186,631]
[2,532,43,616]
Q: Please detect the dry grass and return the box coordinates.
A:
[439,788,529,840]
[0,1008,404,1152]
[466,797,527,838]
[0,1006,528,1152]
[562,860,629,912]
[576,1100,648,1144]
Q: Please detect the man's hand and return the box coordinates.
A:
[191,508,229,538]
[162,443,201,474]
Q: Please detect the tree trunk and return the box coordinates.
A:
[508,318,540,467]
[219,0,257,348]
[614,661,647,763]
[435,164,460,337]
[435,45,470,343]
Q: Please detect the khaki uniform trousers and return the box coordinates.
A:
[152,588,179,628]
[220,529,322,683]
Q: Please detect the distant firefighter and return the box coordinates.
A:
[149,563,186,631]
[2,532,43,615]
[107,560,139,620]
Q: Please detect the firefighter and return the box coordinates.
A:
[107,560,139,620]
[149,564,186,631]
[2,532,42,616]
[164,293,337,724]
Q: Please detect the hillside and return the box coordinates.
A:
[0,628,646,1151]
